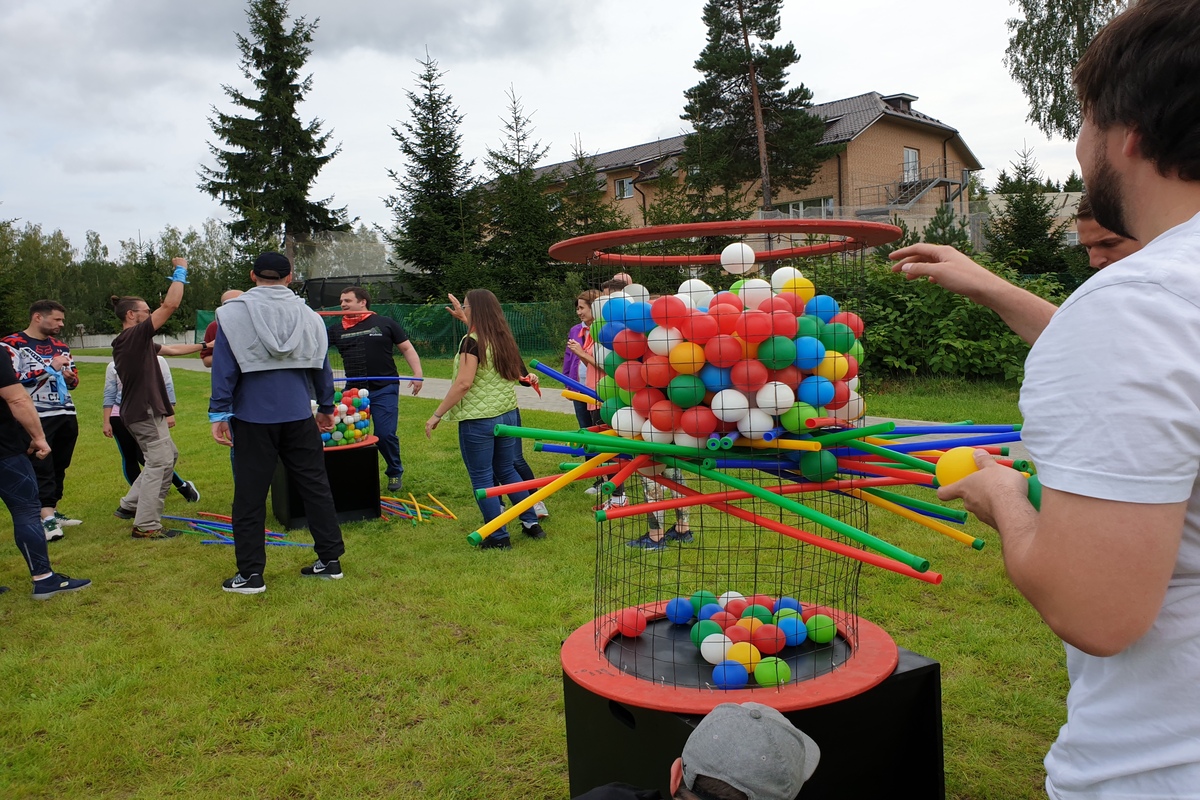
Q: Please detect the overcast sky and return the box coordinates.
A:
[0,0,1079,254]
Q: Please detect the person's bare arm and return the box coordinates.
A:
[102,406,114,438]
[150,257,188,331]
[159,343,203,357]
[425,353,478,438]
[397,340,423,395]
[890,244,1058,345]
[0,384,49,458]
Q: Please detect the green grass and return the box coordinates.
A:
[0,365,1062,799]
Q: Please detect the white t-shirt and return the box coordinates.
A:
[1022,211,1200,798]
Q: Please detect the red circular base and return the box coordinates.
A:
[561,601,898,714]
[324,434,378,451]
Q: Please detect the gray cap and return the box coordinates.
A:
[681,702,820,800]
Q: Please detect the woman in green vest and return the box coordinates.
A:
[424,289,546,549]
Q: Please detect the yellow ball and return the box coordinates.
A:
[668,341,706,375]
[726,641,762,671]
[813,352,849,381]
[782,276,816,303]
[936,446,980,486]
[735,617,764,634]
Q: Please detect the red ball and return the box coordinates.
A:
[734,310,773,344]
[725,598,750,619]
[829,311,865,339]
[825,380,851,410]
[709,610,738,630]
[770,310,798,339]
[679,406,718,438]
[614,361,648,392]
[705,334,744,369]
[710,291,744,312]
[707,304,742,336]
[617,607,648,638]
[769,365,803,389]
[757,295,794,315]
[765,292,801,314]
[724,625,752,645]
[751,623,787,655]
[649,400,684,432]
[682,312,720,345]
[631,388,666,418]
[730,360,768,393]
[643,355,677,388]
[748,594,776,612]
[843,355,859,381]
[651,296,690,329]
[612,329,648,360]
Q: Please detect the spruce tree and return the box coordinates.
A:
[556,139,631,240]
[922,204,974,252]
[383,54,480,299]
[199,0,348,260]
[984,147,1070,274]
[681,0,839,211]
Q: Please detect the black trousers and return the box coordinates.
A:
[231,417,344,577]
[32,414,77,508]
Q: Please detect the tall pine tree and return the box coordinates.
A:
[681,0,838,211]
[199,0,348,261]
[383,54,480,299]
[984,147,1071,274]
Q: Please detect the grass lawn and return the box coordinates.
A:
[0,366,1062,799]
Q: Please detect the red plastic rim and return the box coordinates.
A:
[324,434,378,451]
[561,601,899,714]
[548,219,902,267]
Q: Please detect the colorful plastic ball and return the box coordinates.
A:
[321,432,331,441]
[334,391,343,402]
[755,656,792,687]
[651,295,690,329]
[611,407,647,439]
[781,275,817,303]
[631,388,666,418]
[936,446,981,487]
[726,641,762,671]
[712,660,749,690]
[830,390,866,422]
[690,619,723,647]
[710,291,744,311]
[358,389,369,398]
[718,590,745,609]
[668,342,707,375]
[596,376,619,402]
[813,352,850,382]
[599,321,627,349]
[337,403,348,415]
[806,614,837,644]
[674,431,707,449]
[614,361,648,393]
[734,310,773,344]
[747,594,776,612]
[739,278,773,311]
[720,242,757,275]
[616,607,648,638]
[776,596,802,614]
[773,608,801,625]
[707,303,742,336]
[825,380,851,411]
[646,325,682,357]
[795,315,825,339]
[681,312,720,345]
[729,360,768,394]
[690,590,718,614]
[678,279,714,309]
[755,382,795,417]
[698,602,724,621]
[646,400,681,433]
[698,363,732,393]
[603,349,624,377]
[777,616,808,647]
[351,398,362,408]
[792,336,826,371]
[725,597,750,618]
[769,365,803,390]
[599,397,625,426]
[805,294,841,323]
[751,624,787,656]
[666,597,695,625]
[679,406,719,438]
[641,419,675,444]
[737,409,775,440]
[612,329,648,360]
[742,604,774,625]
[829,310,864,338]
[799,450,839,482]
[724,625,752,645]
[847,338,864,363]
[735,617,764,634]
[756,336,797,370]
[704,334,744,369]
[624,301,655,334]
[797,376,835,409]
[700,633,735,666]
[819,322,858,354]
[769,310,798,339]
[667,375,707,409]
[709,610,738,630]
[770,266,805,292]
[643,355,677,388]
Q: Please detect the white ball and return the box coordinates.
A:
[674,431,707,449]
[674,292,696,311]
[847,376,859,392]
[756,381,796,417]
[710,389,750,423]
[718,590,745,609]
[770,266,805,293]
[737,408,776,439]
[637,462,667,477]
[678,279,714,309]
[592,295,609,321]
[622,283,650,304]
[358,389,369,398]
[830,390,866,422]
[641,419,675,444]
[331,431,343,441]
[720,242,757,275]
[739,278,773,312]
[611,407,646,439]
[701,632,734,665]
[595,344,612,365]
[337,404,348,415]
[647,326,683,357]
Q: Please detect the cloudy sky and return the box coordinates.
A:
[0,0,1078,253]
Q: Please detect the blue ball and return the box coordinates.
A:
[712,660,749,690]
[699,602,724,621]
[778,616,808,647]
[666,597,695,625]
[698,363,732,392]
[360,398,370,408]
[792,336,826,371]
[776,596,802,614]
[598,321,627,349]
[805,294,841,323]
[603,297,631,324]
[624,301,655,334]
[798,375,835,409]
[321,432,331,441]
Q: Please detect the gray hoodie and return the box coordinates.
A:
[215,285,328,373]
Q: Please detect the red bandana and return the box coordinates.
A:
[341,312,371,329]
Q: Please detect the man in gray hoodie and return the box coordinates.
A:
[209,252,345,595]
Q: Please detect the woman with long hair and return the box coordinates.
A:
[425,289,546,549]
[564,288,601,430]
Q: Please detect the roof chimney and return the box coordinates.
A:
[881,93,918,113]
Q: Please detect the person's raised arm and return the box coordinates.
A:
[151,257,188,332]
[889,244,1058,345]
[159,343,203,357]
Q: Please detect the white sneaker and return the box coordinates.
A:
[533,501,549,519]
[42,516,64,542]
[584,484,601,496]
[54,511,82,527]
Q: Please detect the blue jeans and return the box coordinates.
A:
[372,383,402,480]
[0,454,51,576]
[458,409,538,539]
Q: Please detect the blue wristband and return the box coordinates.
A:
[169,266,189,284]
[208,411,234,423]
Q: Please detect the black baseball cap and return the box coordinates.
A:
[253,252,292,279]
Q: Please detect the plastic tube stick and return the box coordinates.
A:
[427,493,457,520]
[857,432,1022,455]
[478,464,620,498]
[740,437,821,452]
[844,488,984,549]
[494,424,714,462]
[603,454,652,493]
[810,421,897,446]
[530,359,597,398]
[835,459,935,485]
[860,486,969,523]
[561,389,595,404]
[534,443,587,456]
[842,440,939,474]
[804,416,853,429]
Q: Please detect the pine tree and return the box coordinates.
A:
[556,139,631,240]
[477,89,561,302]
[681,0,839,211]
[922,204,974,252]
[1063,169,1085,193]
[383,54,480,299]
[198,0,348,261]
[984,147,1071,273]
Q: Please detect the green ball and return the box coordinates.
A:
[799,450,838,482]
[818,322,857,354]
[779,401,820,433]
[757,335,797,370]
[755,656,792,687]
[773,607,800,624]
[690,619,723,648]
[730,279,747,296]
[334,392,343,403]
[590,320,604,340]
[603,350,625,377]
[596,376,620,402]
[335,422,346,433]
[600,397,625,425]
[795,315,825,339]
[806,613,837,644]
[668,375,707,409]
[690,590,718,615]
[847,339,865,363]
[742,604,774,625]
[617,387,633,405]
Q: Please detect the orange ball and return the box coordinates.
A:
[669,342,707,375]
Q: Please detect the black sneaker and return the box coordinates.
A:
[32,573,91,600]
[522,522,546,540]
[666,525,694,543]
[0,586,9,595]
[300,559,343,580]
[387,477,403,493]
[179,481,201,503]
[131,526,180,540]
[113,505,135,520]
[479,534,512,550]
[222,573,265,594]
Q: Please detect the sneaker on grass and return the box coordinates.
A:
[113,505,135,520]
[222,573,265,594]
[593,495,629,512]
[300,559,343,579]
[522,522,546,540]
[626,533,668,552]
[178,481,201,503]
[131,526,180,540]
[479,534,512,550]
[665,525,694,543]
[42,516,63,542]
[387,477,403,493]
[533,501,550,519]
[32,573,91,600]
[53,511,82,526]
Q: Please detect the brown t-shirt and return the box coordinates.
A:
[111,317,171,423]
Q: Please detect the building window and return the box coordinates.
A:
[903,147,920,182]
[614,178,634,199]
[788,197,834,219]
[1065,230,1079,246]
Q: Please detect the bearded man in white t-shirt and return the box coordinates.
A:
[890,1,1200,796]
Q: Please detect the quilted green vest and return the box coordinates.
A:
[442,334,517,422]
